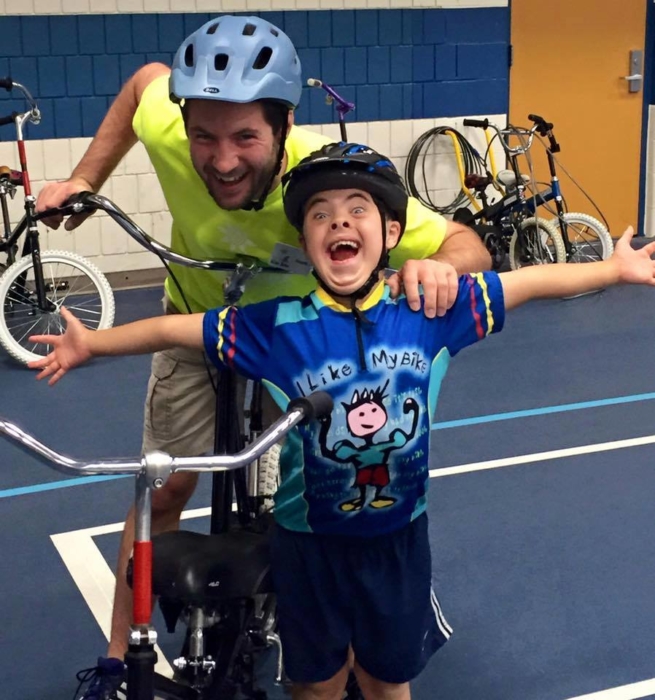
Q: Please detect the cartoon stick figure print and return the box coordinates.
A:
[318,380,420,513]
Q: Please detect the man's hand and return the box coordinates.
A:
[27,307,93,385]
[613,226,655,285]
[36,177,95,231]
[387,259,459,318]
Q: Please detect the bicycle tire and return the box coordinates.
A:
[549,212,614,262]
[508,217,566,270]
[0,250,115,364]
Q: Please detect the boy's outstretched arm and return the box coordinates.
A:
[28,306,204,385]
[500,227,655,310]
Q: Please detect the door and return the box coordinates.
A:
[509,0,647,234]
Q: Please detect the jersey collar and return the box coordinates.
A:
[313,280,387,313]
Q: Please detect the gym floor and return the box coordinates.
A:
[3,282,655,700]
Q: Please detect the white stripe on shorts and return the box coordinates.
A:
[431,587,453,638]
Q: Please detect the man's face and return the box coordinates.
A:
[186,99,284,210]
[301,189,401,297]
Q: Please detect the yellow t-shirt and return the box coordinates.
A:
[132,75,446,311]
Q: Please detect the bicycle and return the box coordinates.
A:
[460,116,613,270]
[45,188,368,700]
[0,77,115,365]
[0,390,333,700]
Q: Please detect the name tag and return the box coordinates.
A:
[270,242,313,275]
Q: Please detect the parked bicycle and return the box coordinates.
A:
[459,115,612,270]
[0,390,333,700]
[0,77,115,364]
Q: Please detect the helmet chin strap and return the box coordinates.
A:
[313,205,389,307]
[241,127,289,212]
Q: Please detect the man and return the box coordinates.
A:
[37,15,490,699]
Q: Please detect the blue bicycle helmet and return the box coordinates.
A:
[283,143,409,301]
[170,15,302,108]
[283,142,408,234]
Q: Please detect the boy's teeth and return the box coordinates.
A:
[329,240,359,252]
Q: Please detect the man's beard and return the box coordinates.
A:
[205,153,280,211]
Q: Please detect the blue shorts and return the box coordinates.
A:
[270,513,452,684]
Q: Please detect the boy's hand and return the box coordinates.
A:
[387,259,458,318]
[27,307,93,385]
[612,226,655,284]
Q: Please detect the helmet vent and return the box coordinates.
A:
[214,53,229,71]
[253,47,273,70]
[243,23,257,36]
[206,22,219,35]
[270,28,279,37]
[184,44,194,67]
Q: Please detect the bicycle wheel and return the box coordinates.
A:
[0,250,115,364]
[550,212,613,262]
[508,217,566,270]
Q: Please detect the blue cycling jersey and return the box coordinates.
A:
[203,273,505,536]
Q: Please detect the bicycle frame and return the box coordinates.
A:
[465,116,574,255]
[0,77,54,311]
[0,391,332,700]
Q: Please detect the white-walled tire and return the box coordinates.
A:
[550,212,613,262]
[0,250,115,364]
[509,217,567,270]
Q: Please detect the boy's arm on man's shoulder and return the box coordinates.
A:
[499,227,655,311]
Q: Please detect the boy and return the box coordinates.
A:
[29,143,655,700]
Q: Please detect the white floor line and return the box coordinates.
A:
[565,678,655,699]
[430,434,655,479]
[50,434,655,696]
[50,507,210,677]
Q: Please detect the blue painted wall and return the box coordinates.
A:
[0,8,509,140]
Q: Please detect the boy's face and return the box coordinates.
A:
[301,189,401,297]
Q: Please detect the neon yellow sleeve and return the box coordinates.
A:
[389,197,447,267]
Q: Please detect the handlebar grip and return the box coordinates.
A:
[0,77,13,91]
[527,113,545,124]
[0,112,18,127]
[35,191,97,222]
[288,391,334,423]
[463,118,489,129]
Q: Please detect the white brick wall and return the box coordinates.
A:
[0,115,506,274]
[4,0,508,13]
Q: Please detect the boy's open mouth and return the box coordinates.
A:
[328,240,360,262]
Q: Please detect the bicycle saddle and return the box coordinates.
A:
[148,528,274,604]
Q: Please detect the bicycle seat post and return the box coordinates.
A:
[125,452,173,700]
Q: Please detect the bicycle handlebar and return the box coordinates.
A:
[463,118,489,129]
[527,113,560,153]
[0,112,18,127]
[36,191,289,275]
[0,78,41,133]
[464,118,537,156]
[0,390,333,480]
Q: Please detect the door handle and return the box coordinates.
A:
[624,50,643,93]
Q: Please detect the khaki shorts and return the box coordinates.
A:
[142,299,280,457]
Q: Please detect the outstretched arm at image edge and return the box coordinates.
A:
[27,308,204,385]
[500,227,655,311]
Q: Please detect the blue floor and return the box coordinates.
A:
[3,284,655,699]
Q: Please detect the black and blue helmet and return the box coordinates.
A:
[282,142,408,234]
